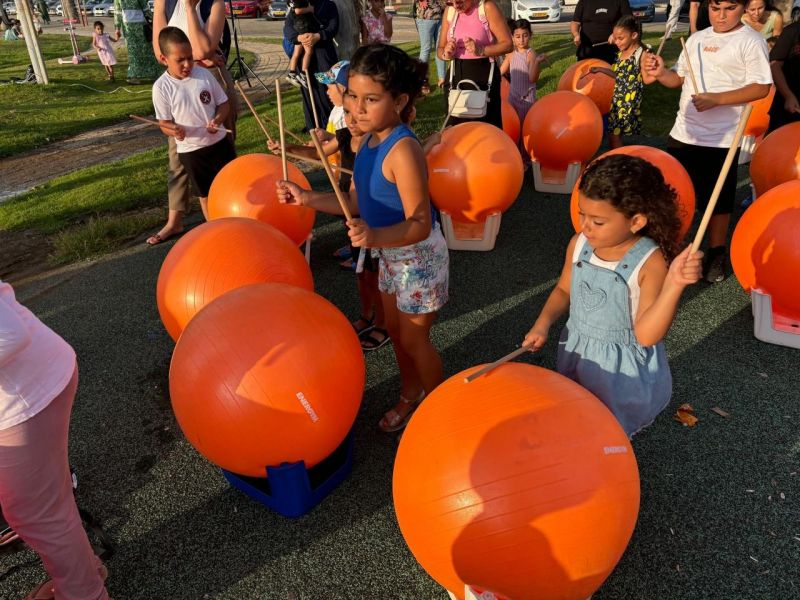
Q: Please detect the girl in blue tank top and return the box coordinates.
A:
[277,43,450,434]
[523,155,704,437]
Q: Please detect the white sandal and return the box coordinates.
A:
[378,391,425,433]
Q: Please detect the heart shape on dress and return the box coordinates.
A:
[579,281,607,312]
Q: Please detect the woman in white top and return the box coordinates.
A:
[0,279,109,600]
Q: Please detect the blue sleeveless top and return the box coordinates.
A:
[354,124,432,228]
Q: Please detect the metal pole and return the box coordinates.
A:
[14,0,49,84]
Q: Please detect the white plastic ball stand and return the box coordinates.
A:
[750,288,800,349]
[440,210,502,252]
[303,233,313,264]
[447,585,592,600]
[738,134,757,165]
[531,160,582,194]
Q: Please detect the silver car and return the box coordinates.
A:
[512,0,561,23]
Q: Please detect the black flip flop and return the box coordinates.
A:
[360,327,390,352]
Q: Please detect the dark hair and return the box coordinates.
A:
[579,155,683,261]
[510,18,532,33]
[348,43,428,123]
[709,0,746,6]
[745,0,778,11]
[158,26,191,55]
[614,15,642,39]
[93,20,104,28]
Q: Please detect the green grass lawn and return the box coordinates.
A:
[0,36,683,265]
[0,35,154,158]
[0,35,257,158]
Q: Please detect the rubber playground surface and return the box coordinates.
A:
[2,158,798,599]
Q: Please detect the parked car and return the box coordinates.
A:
[225,0,270,18]
[629,0,655,22]
[3,1,16,14]
[512,0,561,23]
[55,3,63,15]
[92,1,113,15]
[266,0,286,19]
[792,0,799,22]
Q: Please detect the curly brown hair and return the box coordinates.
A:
[579,154,683,261]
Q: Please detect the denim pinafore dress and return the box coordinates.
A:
[557,236,672,437]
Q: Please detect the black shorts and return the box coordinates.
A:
[666,137,740,216]
[178,137,236,198]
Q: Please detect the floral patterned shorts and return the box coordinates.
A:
[374,223,449,314]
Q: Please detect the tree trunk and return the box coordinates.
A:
[332,0,361,61]
[62,0,79,22]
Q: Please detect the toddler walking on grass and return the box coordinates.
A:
[92,21,118,81]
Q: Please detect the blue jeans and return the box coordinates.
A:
[416,18,445,81]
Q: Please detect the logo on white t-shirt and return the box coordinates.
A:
[199,90,211,104]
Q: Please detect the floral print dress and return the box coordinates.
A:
[609,46,644,137]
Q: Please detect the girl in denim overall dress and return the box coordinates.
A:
[524,155,704,437]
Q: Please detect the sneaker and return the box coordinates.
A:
[703,246,728,283]
[285,71,301,89]
[297,73,309,89]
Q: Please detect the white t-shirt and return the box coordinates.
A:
[152,66,228,153]
[669,25,772,148]
[0,280,76,430]
[167,0,205,33]
[326,105,346,133]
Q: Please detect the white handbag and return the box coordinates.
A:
[447,60,494,119]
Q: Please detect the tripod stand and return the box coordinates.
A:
[225,0,270,93]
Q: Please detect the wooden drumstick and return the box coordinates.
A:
[275,79,289,180]
[235,80,273,142]
[680,37,700,94]
[690,104,753,254]
[304,69,322,130]
[309,133,354,221]
[464,347,528,383]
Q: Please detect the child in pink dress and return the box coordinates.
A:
[361,0,393,44]
[92,21,118,81]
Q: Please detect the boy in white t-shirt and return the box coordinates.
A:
[151,26,236,229]
[646,0,772,283]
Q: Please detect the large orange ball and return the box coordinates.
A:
[744,85,776,138]
[500,77,510,102]
[522,91,603,171]
[749,122,800,197]
[207,153,316,245]
[501,100,521,144]
[427,122,524,223]
[170,283,364,477]
[569,146,696,241]
[731,180,800,321]
[558,59,615,114]
[394,363,640,600]
[156,218,314,341]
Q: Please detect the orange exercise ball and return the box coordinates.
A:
[393,363,640,600]
[427,122,524,223]
[522,91,603,171]
[558,59,615,115]
[207,153,316,246]
[744,85,776,138]
[501,100,521,144]
[500,77,510,102]
[569,146,696,241]
[156,218,314,342]
[170,283,364,477]
[749,122,800,197]
[731,180,800,321]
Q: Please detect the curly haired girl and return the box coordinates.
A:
[523,154,703,437]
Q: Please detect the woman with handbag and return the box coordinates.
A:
[437,0,512,129]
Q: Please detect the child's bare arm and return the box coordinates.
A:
[499,53,511,75]
[634,246,702,346]
[646,54,683,88]
[530,51,546,83]
[691,83,771,112]
[208,100,229,132]
[158,119,184,140]
[523,235,578,351]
